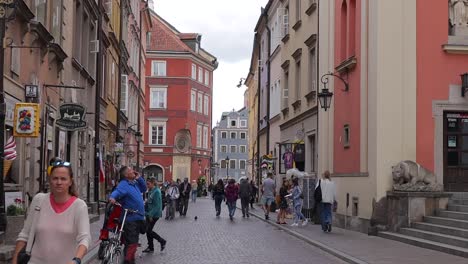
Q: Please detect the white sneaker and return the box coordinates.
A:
[291,223,298,227]
[302,219,308,226]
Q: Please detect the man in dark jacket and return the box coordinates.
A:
[239,178,252,217]
[109,166,146,264]
[178,177,192,216]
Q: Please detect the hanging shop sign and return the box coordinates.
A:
[25,84,39,99]
[13,103,40,138]
[56,103,87,131]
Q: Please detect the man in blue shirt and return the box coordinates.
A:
[110,166,146,264]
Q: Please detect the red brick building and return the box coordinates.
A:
[142,12,218,183]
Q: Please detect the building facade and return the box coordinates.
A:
[142,12,217,183]
[213,108,249,181]
[245,49,259,183]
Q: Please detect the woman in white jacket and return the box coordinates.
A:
[318,170,336,232]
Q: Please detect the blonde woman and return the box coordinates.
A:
[319,170,337,232]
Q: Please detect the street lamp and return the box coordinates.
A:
[318,72,349,111]
[0,0,17,232]
[225,156,230,180]
[236,78,246,88]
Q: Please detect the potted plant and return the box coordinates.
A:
[5,198,26,244]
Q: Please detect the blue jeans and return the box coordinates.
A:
[227,201,236,217]
[191,190,198,202]
[294,202,306,223]
[320,202,332,230]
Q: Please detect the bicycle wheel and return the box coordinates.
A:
[101,242,115,264]
[98,241,108,260]
[109,246,122,264]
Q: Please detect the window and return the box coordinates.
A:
[151,61,166,76]
[196,124,202,148]
[309,48,317,91]
[230,120,237,127]
[203,126,209,149]
[240,160,246,170]
[146,31,151,49]
[34,0,47,25]
[230,132,236,139]
[120,75,128,115]
[296,0,301,22]
[197,92,203,113]
[198,67,203,82]
[220,160,227,169]
[344,124,350,148]
[240,132,246,139]
[150,121,166,145]
[10,42,20,75]
[204,95,209,115]
[349,0,356,56]
[192,64,197,79]
[240,120,247,127]
[283,71,289,108]
[191,89,197,111]
[283,7,289,36]
[229,160,236,169]
[340,1,348,60]
[240,145,246,153]
[221,131,227,139]
[221,145,227,153]
[204,70,209,86]
[51,0,62,42]
[230,145,237,153]
[295,61,301,99]
[150,87,167,109]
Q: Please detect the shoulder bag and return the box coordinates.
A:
[314,179,322,203]
[17,193,46,264]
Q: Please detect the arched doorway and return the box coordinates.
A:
[143,165,164,182]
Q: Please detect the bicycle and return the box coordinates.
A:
[99,201,142,264]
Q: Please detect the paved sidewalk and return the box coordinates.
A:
[82,214,105,263]
[246,204,467,264]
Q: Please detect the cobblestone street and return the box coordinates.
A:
[90,198,346,264]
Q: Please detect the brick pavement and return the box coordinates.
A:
[88,198,346,264]
[248,205,468,264]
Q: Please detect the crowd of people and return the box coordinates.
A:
[11,156,336,264]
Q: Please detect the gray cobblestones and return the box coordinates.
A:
[91,198,345,264]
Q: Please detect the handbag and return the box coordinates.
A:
[17,193,46,264]
[314,180,322,203]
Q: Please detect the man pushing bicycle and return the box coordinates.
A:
[109,166,147,264]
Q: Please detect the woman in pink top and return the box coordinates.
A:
[12,161,91,264]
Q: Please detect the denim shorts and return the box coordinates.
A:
[261,196,275,206]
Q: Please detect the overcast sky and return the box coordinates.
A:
[152,0,269,126]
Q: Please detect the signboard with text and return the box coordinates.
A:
[55,103,87,131]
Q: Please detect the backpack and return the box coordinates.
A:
[314,179,322,203]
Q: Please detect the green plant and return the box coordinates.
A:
[6,198,26,216]
[7,204,17,216]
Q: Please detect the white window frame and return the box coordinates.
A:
[203,126,209,149]
[240,145,246,153]
[240,132,246,139]
[230,145,237,153]
[10,41,20,75]
[191,64,197,79]
[196,124,202,148]
[204,70,209,86]
[151,60,166,76]
[149,121,166,145]
[191,89,197,111]
[120,74,128,115]
[220,159,227,169]
[230,119,237,128]
[198,67,203,82]
[220,145,227,153]
[221,131,227,139]
[229,159,236,169]
[240,120,247,127]
[203,95,209,115]
[239,160,246,170]
[197,92,203,113]
[149,86,167,109]
[230,132,237,139]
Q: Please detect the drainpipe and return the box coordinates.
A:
[256,33,262,190]
[94,0,103,208]
[316,0,320,175]
[266,23,271,156]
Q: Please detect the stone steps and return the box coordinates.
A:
[379,231,468,258]
[400,227,468,248]
[412,222,468,239]
[447,204,468,213]
[436,209,468,221]
[424,216,468,229]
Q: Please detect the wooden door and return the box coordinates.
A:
[444,112,468,191]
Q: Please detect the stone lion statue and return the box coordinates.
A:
[391,160,442,191]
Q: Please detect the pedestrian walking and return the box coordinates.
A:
[318,171,337,232]
[191,180,198,202]
[13,161,91,264]
[179,177,192,216]
[165,181,180,220]
[261,173,276,220]
[109,166,147,264]
[143,177,167,253]
[249,180,258,209]
[277,178,289,224]
[225,179,239,221]
[175,178,181,213]
[212,179,225,216]
[239,177,251,218]
[290,177,308,227]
